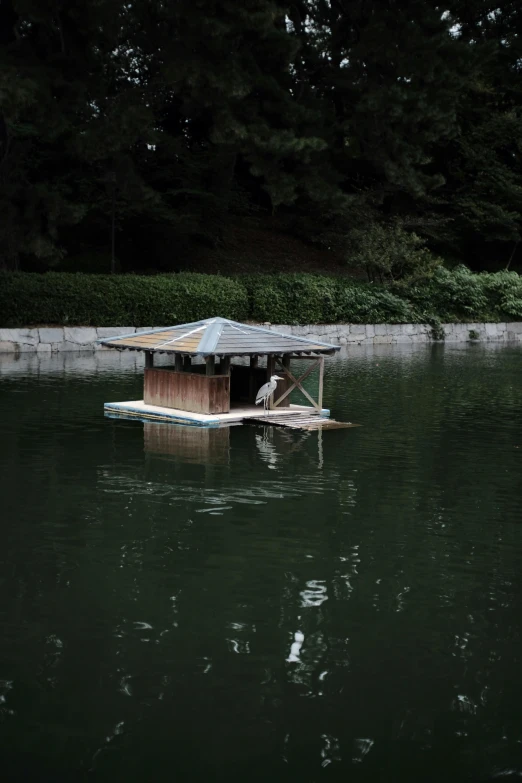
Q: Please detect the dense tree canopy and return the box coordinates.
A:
[1,0,521,273]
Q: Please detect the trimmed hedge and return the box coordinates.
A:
[0,268,521,327]
[392,267,522,322]
[242,274,416,324]
[0,272,249,327]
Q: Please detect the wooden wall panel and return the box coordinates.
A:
[143,368,230,414]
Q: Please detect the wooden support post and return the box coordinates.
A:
[318,356,324,411]
[183,356,192,371]
[221,356,231,375]
[145,351,154,368]
[205,356,215,376]
[250,355,258,368]
[267,355,276,409]
[174,354,183,372]
[278,355,291,407]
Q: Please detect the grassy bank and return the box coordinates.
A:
[1,268,521,328]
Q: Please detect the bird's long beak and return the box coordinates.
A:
[274,375,283,380]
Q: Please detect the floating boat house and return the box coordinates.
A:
[99,317,340,427]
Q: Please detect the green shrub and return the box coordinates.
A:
[334,281,416,323]
[242,274,417,324]
[242,274,339,324]
[347,223,441,283]
[398,266,522,321]
[398,266,490,321]
[0,272,249,327]
[479,270,522,319]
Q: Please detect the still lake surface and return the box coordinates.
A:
[0,345,521,782]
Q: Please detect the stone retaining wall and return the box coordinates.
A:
[0,322,521,354]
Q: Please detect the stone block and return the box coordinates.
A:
[14,342,38,352]
[453,323,469,336]
[36,343,52,353]
[373,335,393,344]
[63,327,98,345]
[339,336,347,345]
[0,329,17,342]
[38,327,64,343]
[374,324,388,335]
[62,341,93,352]
[506,321,522,334]
[485,323,499,337]
[365,324,375,338]
[0,328,39,345]
[97,326,129,339]
[0,341,17,353]
[349,324,366,335]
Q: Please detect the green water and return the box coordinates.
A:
[0,345,521,782]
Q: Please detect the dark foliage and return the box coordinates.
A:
[1,1,522,273]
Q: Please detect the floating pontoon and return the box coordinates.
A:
[99,317,343,428]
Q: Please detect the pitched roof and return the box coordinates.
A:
[98,317,339,356]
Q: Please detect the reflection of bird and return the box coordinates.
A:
[255,432,278,468]
[255,375,283,414]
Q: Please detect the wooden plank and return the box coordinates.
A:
[249,414,359,431]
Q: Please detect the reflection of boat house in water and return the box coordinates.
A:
[144,422,230,465]
[99,317,340,427]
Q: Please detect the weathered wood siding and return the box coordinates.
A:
[144,368,230,414]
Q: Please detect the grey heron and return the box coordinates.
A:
[255,375,283,414]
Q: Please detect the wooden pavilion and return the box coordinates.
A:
[99,317,340,427]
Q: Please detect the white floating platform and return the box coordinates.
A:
[104,400,330,428]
